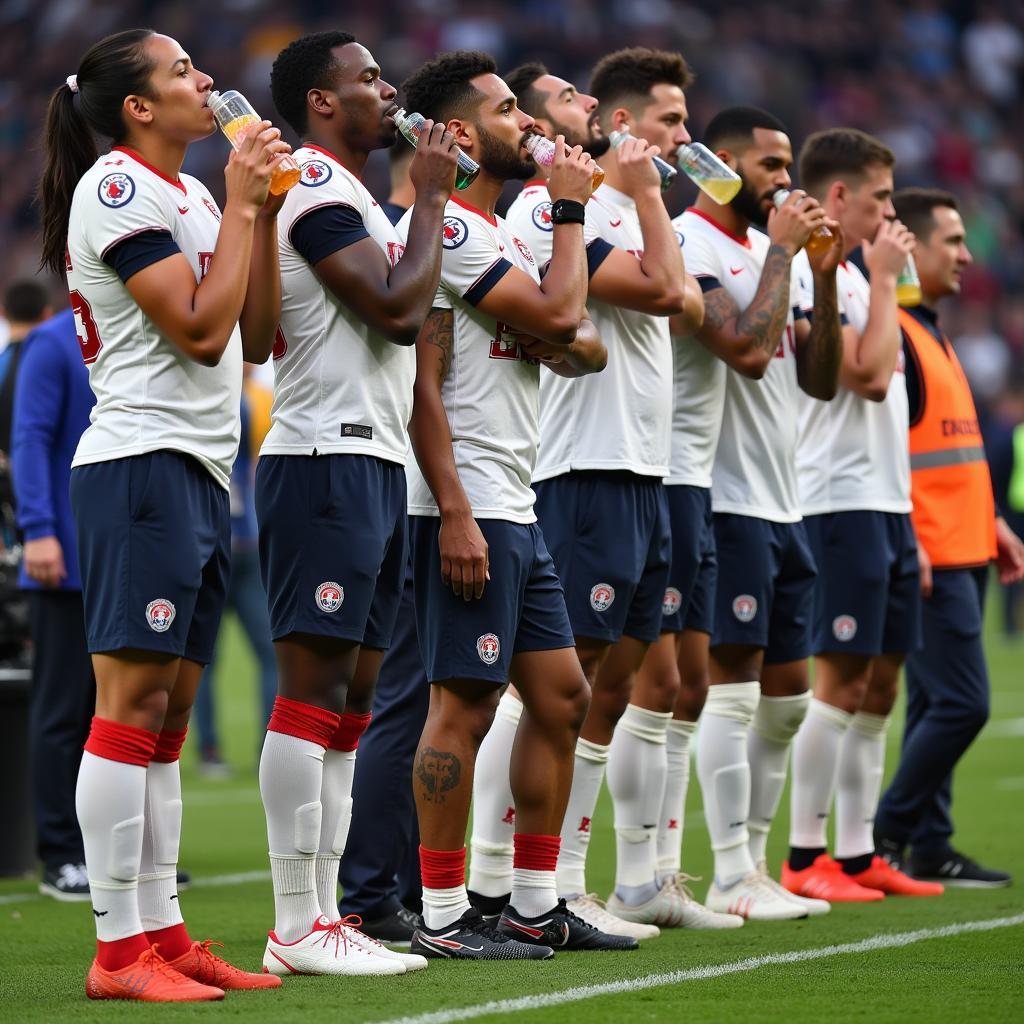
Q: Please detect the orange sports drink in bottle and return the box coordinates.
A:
[773,189,834,258]
[207,90,301,196]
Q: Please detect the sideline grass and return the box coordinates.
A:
[2,607,1022,1022]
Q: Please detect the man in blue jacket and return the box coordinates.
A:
[12,305,96,900]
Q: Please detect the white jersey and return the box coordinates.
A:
[398,197,542,524]
[263,145,413,464]
[796,260,912,514]
[67,147,241,489]
[507,182,672,482]
[683,208,807,523]
[666,211,727,489]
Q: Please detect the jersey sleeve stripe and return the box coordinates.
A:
[99,225,176,261]
[585,237,613,278]
[696,274,723,293]
[464,258,513,306]
[290,203,370,266]
[102,229,181,283]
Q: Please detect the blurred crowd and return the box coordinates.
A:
[1,0,1024,415]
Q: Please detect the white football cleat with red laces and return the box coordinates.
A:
[263,916,406,976]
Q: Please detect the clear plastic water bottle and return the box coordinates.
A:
[523,134,605,194]
[392,108,479,190]
[773,189,834,258]
[676,143,741,204]
[607,128,677,191]
[896,253,922,306]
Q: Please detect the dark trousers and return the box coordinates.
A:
[876,567,989,856]
[339,568,428,917]
[29,590,95,868]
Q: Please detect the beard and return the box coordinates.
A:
[477,123,534,181]
[546,113,594,151]
[730,171,773,227]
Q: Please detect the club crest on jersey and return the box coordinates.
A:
[832,615,858,642]
[202,196,222,221]
[145,598,176,633]
[300,159,332,187]
[98,172,135,208]
[442,216,469,249]
[732,594,758,623]
[513,236,535,264]
[532,201,554,232]
[590,583,615,612]
[662,587,683,617]
[477,633,500,665]
[315,581,344,613]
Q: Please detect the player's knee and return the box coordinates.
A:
[463,693,501,748]
[566,673,591,733]
[676,668,709,717]
[591,674,633,726]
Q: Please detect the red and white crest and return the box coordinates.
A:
[732,594,758,623]
[590,583,615,612]
[477,633,501,666]
[316,581,344,613]
[662,587,683,617]
[832,615,858,642]
[146,598,176,633]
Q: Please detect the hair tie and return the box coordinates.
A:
[66,75,79,94]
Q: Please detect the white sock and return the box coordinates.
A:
[789,699,853,850]
[422,885,471,931]
[260,730,326,941]
[835,711,890,860]
[657,718,696,880]
[747,692,810,865]
[138,760,185,932]
[696,682,760,887]
[608,704,671,904]
[468,692,521,898]
[77,751,148,942]
[315,747,356,923]
[510,867,558,918]
[556,737,610,899]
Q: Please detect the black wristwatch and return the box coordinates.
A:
[549,199,586,225]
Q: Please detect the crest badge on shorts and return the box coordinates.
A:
[477,633,500,665]
[832,615,858,642]
[145,598,176,633]
[590,583,615,612]
[316,581,344,613]
[662,587,683,617]
[732,594,757,623]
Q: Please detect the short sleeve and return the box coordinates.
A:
[679,223,723,287]
[103,230,181,283]
[290,205,370,265]
[84,169,175,260]
[438,212,511,305]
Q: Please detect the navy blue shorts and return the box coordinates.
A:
[712,513,817,664]
[409,517,574,685]
[70,452,230,663]
[534,472,671,645]
[804,510,921,656]
[662,485,717,635]
[256,454,407,648]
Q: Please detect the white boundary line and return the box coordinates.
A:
[374,914,1024,1024]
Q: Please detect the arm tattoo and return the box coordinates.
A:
[415,746,462,803]
[421,307,454,386]
[736,244,794,354]
[798,273,843,399]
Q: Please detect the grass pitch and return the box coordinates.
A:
[2,603,1023,1022]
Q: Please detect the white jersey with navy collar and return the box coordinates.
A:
[67,146,241,489]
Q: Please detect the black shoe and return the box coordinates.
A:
[468,889,510,924]
[874,833,906,872]
[411,907,554,960]
[176,869,191,890]
[39,862,90,902]
[908,850,1012,888]
[356,906,422,946]
[498,899,639,951]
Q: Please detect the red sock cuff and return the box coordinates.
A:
[513,833,561,872]
[267,696,340,748]
[84,717,159,767]
[152,727,188,764]
[419,845,467,890]
[330,712,372,752]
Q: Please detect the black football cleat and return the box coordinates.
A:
[498,899,639,951]
[411,907,554,960]
[908,850,1011,888]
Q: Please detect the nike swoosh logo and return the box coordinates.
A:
[93,909,108,917]
[177,206,189,215]
[729,266,743,275]
[609,219,622,227]
[170,894,178,900]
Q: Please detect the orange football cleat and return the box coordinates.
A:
[781,854,885,902]
[85,945,224,1002]
[849,856,944,896]
[165,939,282,990]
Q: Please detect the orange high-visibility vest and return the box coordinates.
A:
[901,309,996,569]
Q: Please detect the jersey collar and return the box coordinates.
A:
[449,194,497,226]
[112,146,187,195]
[302,142,360,179]
[687,206,752,249]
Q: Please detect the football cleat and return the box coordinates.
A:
[498,899,638,951]
[907,850,1011,889]
[39,862,90,902]
[606,877,686,927]
[757,860,830,916]
[86,946,224,1002]
[662,874,744,929]
[705,872,808,920]
[564,894,660,940]
[165,939,281,989]
[263,916,406,976]
[782,855,885,903]
[344,917,428,971]
[355,906,422,946]
[411,907,553,960]
[848,856,943,896]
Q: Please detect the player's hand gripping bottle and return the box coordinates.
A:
[392,109,480,190]
[772,188,834,258]
[523,134,605,194]
[207,90,301,195]
[675,143,741,204]
[607,128,677,191]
